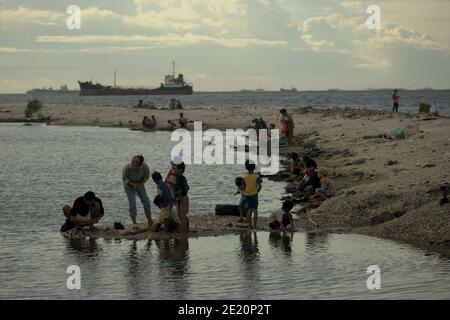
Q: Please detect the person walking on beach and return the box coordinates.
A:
[392,89,400,112]
[242,160,262,229]
[123,155,153,227]
[61,191,104,231]
[280,109,294,145]
[171,158,190,233]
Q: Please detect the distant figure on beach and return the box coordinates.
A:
[61,191,104,231]
[168,120,177,131]
[269,200,295,233]
[235,176,247,223]
[123,155,153,227]
[138,100,144,108]
[178,112,188,128]
[280,109,294,145]
[312,168,337,200]
[142,115,156,129]
[392,89,400,112]
[171,158,190,233]
[259,117,268,130]
[242,160,263,229]
[151,171,179,233]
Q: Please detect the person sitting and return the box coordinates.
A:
[150,115,157,128]
[168,120,177,130]
[269,200,295,233]
[178,113,188,129]
[61,191,104,231]
[142,115,156,129]
[312,168,337,200]
[297,159,321,194]
[290,152,304,177]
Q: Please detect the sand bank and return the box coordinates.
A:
[3,102,449,255]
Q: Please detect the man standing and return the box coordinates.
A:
[392,89,400,112]
[62,191,104,231]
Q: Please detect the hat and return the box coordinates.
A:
[171,155,184,165]
[317,168,328,176]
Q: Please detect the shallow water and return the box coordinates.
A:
[2,90,450,115]
[1,124,450,299]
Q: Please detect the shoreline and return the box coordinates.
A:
[2,103,449,256]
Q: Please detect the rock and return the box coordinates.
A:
[215,204,240,216]
[422,163,436,168]
[346,158,366,166]
[385,160,399,166]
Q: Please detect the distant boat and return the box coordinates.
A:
[280,87,298,92]
[78,61,193,96]
[254,88,265,92]
[26,84,74,94]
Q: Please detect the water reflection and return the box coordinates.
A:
[305,232,329,254]
[65,236,101,255]
[239,231,259,262]
[268,232,294,254]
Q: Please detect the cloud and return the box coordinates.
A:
[36,33,288,48]
[0,6,64,25]
[339,1,365,12]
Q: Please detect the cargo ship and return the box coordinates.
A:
[78,62,193,96]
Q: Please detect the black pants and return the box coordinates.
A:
[393,103,399,112]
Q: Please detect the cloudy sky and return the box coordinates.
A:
[1,0,449,92]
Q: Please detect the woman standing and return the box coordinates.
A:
[123,155,152,227]
[280,109,295,145]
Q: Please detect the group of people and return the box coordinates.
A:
[61,155,190,234]
[289,152,336,200]
[142,115,157,129]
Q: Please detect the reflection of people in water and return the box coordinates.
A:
[305,232,328,254]
[268,232,293,253]
[239,231,259,261]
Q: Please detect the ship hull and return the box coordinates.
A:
[79,86,193,96]
[78,81,193,96]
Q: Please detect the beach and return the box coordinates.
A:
[1,102,449,256]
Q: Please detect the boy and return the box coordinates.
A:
[152,195,180,233]
[242,160,262,229]
[269,200,295,233]
[313,168,337,200]
[298,159,321,194]
[151,171,177,233]
[172,159,190,233]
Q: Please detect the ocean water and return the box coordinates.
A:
[1,90,450,115]
[0,123,450,299]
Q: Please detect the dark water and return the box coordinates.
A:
[1,90,450,115]
[1,124,450,299]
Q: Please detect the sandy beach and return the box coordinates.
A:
[2,102,449,255]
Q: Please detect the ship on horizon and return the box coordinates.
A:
[26,84,75,94]
[280,87,298,92]
[78,62,193,96]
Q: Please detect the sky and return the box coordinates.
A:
[0,0,449,93]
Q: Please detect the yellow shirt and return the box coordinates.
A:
[243,173,262,196]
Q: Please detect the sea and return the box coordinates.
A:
[1,89,450,115]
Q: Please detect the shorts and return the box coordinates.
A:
[239,195,247,210]
[71,213,91,223]
[244,194,259,209]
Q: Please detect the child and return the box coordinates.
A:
[242,160,262,229]
[235,177,247,223]
[313,168,337,200]
[298,158,321,194]
[172,160,190,233]
[152,195,180,233]
[290,152,304,176]
[151,171,177,233]
[269,200,295,233]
